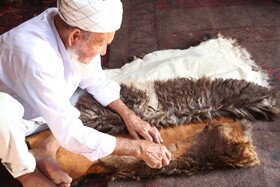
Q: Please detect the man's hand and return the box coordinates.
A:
[137,139,172,168]
[113,138,172,169]
[123,112,163,144]
[108,99,163,144]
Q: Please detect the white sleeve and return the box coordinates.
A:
[79,55,121,106]
[10,42,116,161]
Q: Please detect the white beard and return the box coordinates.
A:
[66,48,93,78]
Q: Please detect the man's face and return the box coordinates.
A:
[71,32,115,64]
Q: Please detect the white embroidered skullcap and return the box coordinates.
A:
[57,0,123,33]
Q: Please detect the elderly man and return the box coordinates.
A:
[0,0,171,186]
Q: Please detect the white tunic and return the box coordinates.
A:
[0,8,120,161]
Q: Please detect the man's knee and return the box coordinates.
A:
[0,92,24,126]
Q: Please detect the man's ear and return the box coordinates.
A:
[68,28,82,47]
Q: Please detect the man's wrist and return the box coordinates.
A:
[108,99,134,118]
[113,137,142,158]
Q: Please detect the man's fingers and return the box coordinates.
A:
[128,129,141,140]
[140,142,172,169]
[151,132,161,144]
[162,149,172,167]
[150,126,163,144]
[143,125,163,144]
[154,163,162,169]
[165,149,172,161]
[162,157,169,167]
[59,183,71,187]
[140,130,153,142]
[154,135,161,144]
[150,151,171,168]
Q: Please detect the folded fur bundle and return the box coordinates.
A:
[76,77,279,135]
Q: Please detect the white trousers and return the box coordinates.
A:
[0,92,48,178]
[0,88,84,178]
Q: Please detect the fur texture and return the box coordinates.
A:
[26,77,278,181]
[73,77,278,180]
[88,120,259,180]
[76,77,279,135]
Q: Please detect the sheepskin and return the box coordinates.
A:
[26,77,278,181]
[72,76,279,180]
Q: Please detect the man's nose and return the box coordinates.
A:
[100,45,107,56]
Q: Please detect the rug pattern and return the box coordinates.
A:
[110,0,280,69]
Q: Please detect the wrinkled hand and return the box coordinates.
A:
[138,140,172,168]
[123,112,163,144]
[108,99,163,144]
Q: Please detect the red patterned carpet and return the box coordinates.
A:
[1,0,280,187]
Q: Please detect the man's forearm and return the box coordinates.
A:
[108,98,133,118]
[112,137,141,157]
[112,137,172,169]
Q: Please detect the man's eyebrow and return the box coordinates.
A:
[93,36,105,42]
[93,37,112,45]
[95,39,111,45]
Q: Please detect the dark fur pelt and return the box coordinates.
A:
[76,77,279,135]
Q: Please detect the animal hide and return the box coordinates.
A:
[26,118,259,181]
[71,77,279,180]
[76,77,278,135]
[88,119,259,180]
[26,77,279,181]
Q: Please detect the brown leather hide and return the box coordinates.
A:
[26,118,259,180]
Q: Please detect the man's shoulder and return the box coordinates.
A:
[7,8,60,58]
[5,8,58,46]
